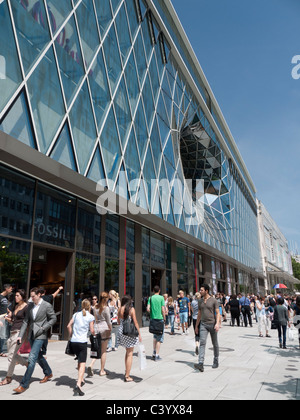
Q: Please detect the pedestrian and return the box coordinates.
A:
[13,287,57,394]
[0,290,28,386]
[67,299,95,396]
[239,293,253,327]
[107,290,120,352]
[256,297,271,338]
[274,297,290,349]
[117,294,142,382]
[293,296,300,349]
[40,286,64,304]
[167,296,176,335]
[194,284,221,372]
[147,285,165,361]
[88,292,112,377]
[0,284,13,357]
[163,294,169,329]
[177,290,191,334]
[228,294,240,326]
[191,292,200,355]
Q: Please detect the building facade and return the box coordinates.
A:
[257,200,297,293]
[0,0,264,337]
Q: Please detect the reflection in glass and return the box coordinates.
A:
[105,213,119,259]
[126,262,135,300]
[10,0,51,75]
[94,0,112,38]
[0,91,35,149]
[0,237,30,291]
[100,107,121,184]
[150,231,164,268]
[74,253,100,312]
[54,15,85,106]
[34,183,76,248]
[102,24,122,97]
[50,123,76,171]
[105,259,119,293]
[0,1,23,114]
[69,81,97,174]
[27,47,65,154]
[77,200,101,254]
[0,164,35,240]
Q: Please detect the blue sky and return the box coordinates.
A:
[171,0,300,253]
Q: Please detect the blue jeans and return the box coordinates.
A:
[277,325,287,346]
[20,337,52,389]
[168,315,175,333]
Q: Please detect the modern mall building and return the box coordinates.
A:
[257,200,298,294]
[0,0,264,337]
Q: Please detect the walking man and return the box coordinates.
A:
[239,293,253,327]
[13,287,56,394]
[177,290,191,334]
[147,285,165,361]
[194,284,221,372]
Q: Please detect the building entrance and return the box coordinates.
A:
[30,247,71,339]
[151,268,163,292]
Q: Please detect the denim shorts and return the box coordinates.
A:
[180,312,188,324]
[153,331,164,343]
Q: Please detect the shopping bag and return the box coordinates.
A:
[288,327,295,341]
[18,340,31,355]
[137,343,147,370]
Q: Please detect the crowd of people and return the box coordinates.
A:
[0,282,299,396]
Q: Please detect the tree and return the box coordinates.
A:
[292,258,300,291]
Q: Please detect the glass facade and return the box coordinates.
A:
[0,0,264,327]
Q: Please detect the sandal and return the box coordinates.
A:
[259,334,263,337]
[124,376,134,382]
[0,353,7,357]
[0,377,12,386]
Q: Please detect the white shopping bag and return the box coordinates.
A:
[137,343,147,370]
[288,326,295,341]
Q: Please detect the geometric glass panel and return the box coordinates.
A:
[134,30,147,85]
[102,24,122,97]
[89,49,111,131]
[124,128,141,185]
[0,91,35,149]
[87,145,106,187]
[124,52,140,117]
[10,0,51,75]
[69,81,97,174]
[100,107,121,186]
[45,0,73,37]
[134,99,148,165]
[94,0,113,38]
[0,1,23,114]
[76,0,100,69]
[125,0,139,39]
[115,4,132,65]
[113,76,131,150]
[54,15,85,106]
[27,47,65,154]
[50,123,77,171]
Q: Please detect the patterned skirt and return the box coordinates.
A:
[117,319,139,349]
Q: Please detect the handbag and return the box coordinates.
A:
[18,339,31,355]
[122,317,139,337]
[90,333,101,359]
[65,340,75,356]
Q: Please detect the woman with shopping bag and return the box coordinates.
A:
[117,295,142,382]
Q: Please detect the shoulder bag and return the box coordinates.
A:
[123,314,139,338]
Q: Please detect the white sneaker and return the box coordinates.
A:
[107,347,112,352]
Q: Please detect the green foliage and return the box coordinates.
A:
[292,258,300,291]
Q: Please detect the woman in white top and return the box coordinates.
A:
[67,299,95,396]
[88,292,112,377]
[256,297,271,338]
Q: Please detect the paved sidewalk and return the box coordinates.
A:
[0,320,299,401]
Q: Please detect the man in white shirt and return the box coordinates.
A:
[13,288,56,394]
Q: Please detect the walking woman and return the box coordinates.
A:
[293,296,300,349]
[167,297,176,335]
[88,292,112,377]
[67,299,95,396]
[117,295,142,382]
[0,290,28,386]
